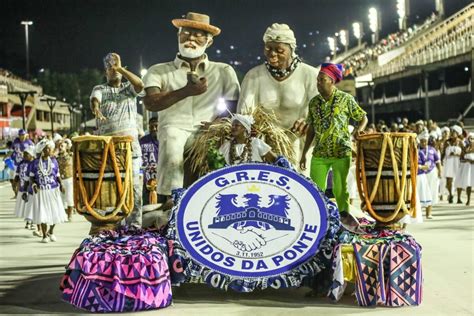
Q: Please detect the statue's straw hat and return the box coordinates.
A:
[172,12,221,36]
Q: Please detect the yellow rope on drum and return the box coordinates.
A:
[74,136,134,221]
[357,133,416,223]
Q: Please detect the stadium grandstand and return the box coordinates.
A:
[332,2,473,125]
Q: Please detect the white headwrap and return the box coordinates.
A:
[469,132,474,139]
[24,145,36,158]
[451,125,462,135]
[63,138,73,150]
[429,130,439,140]
[36,139,55,154]
[53,133,63,142]
[441,126,450,134]
[232,114,254,134]
[263,23,297,52]
[417,131,429,141]
[415,120,424,125]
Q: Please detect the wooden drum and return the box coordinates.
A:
[73,135,134,234]
[356,133,418,225]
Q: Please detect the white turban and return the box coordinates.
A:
[232,114,254,134]
[429,131,439,140]
[36,139,55,154]
[63,138,73,150]
[451,125,462,135]
[263,23,297,51]
[53,133,63,142]
[24,145,36,158]
[469,132,474,139]
[415,120,424,125]
[441,126,450,134]
[417,131,429,141]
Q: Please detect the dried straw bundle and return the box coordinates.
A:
[186,106,296,176]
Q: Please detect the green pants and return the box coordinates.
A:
[310,156,351,213]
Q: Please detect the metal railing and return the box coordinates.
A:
[363,3,473,78]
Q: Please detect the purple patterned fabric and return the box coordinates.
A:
[139,134,159,185]
[417,145,439,175]
[15,160,30,193]
[60,228,172,312]
[28,157,60,189]
[11,138,34,166]
[333,229,423,307]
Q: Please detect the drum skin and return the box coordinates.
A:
[356,133,418,225]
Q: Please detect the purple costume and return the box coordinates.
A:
[140,134,159,204]
[11,138,34,168]
[417,145,439,175]
[140,134,159,184]
[28,157,60,189]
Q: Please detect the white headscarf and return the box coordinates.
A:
[451,125,462,136]
[441,126,450,134]
[63,138,72,150]
[417,131,429,141]
[36,139,55,154]
[469,132,474,140]
[263,23,297,52]
[429,130,439,140]
[232,114,254,134]
[24,145,36,158]
[53,133,63,143]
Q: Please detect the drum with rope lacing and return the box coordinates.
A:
[73,135,134,234]
[356,132,418,225]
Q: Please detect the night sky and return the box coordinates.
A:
[1,0,471,77]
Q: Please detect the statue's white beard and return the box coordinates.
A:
[178,40,207,59]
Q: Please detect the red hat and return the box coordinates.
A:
[320,63,344,84]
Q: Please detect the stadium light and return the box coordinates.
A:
[21,21,33,80]
[352,22,363,47]
[397,0,410,30]
[339,29,349,52]
[368,7,380,44]
[327,36,337,58]
[435,0,445,18]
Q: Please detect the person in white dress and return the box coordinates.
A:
[456,133,474,206]
[237,23,319,170]
[417,132,442,218]
[438,126,450,200]
[442,125,463,204]
[14,145,36,228]
[28,139,67,243]
[219,114,277,165]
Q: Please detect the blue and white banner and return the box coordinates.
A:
[176,163,331,279]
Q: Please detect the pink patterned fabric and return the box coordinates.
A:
[60,228,172,312]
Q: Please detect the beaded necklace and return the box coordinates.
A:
[265,56,301,79]
[38,156,52,177]
[229,138,252,164]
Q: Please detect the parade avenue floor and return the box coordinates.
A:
[0,181,472,315]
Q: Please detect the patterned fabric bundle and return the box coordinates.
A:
[165,157,341,293]
[60,228,173,312]
[330,229,423,307]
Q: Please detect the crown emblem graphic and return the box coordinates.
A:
[247,184,261,192]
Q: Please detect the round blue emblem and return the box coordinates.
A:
[176,163,328,278]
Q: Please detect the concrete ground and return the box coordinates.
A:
[0,181,472,315]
